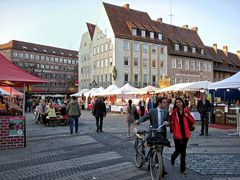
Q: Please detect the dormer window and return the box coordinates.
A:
[158,33,163,40]
[201,49,204,55]
[22,46,28,50]
[174,44,179,51]
[184,45,188,52]
[43,49,47,52]
[132,28,137,36]
[192,47,196,53]
[141,30,146,38]
[150,32,154,39]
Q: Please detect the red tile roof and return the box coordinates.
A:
[103,2,211,60]
[0,40,78,58]
[86,23,96,40]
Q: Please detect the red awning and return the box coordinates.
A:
[0,53,48,86]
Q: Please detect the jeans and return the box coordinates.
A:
[96,116,103,131]
[69,115,79,134]
[200,113,209,135]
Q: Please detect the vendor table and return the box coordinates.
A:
[229,107,240,137]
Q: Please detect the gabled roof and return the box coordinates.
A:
[0,40,78,58]
[0,53,48,86]
[86,23,96,40]
[103,2,211,60]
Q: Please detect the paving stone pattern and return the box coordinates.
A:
[0,111,239,179]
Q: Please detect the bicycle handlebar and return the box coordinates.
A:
[140,123,165,131]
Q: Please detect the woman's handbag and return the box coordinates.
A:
[134,110,140,120]
[188,122,195,131]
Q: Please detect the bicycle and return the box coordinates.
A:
[134,123,170,180]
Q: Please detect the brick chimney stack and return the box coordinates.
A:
[223,46,228,56]
[182,25,188,29]
[156,18,163,23]
[122,4,129,10]
[213,43,218,52]
[191,27,198,33]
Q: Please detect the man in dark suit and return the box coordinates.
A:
[136,97,169,177]
[197,94,211,136]
[93,97,106,132]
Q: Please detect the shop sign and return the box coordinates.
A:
[9,119,24,136]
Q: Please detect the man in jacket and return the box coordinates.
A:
[66,96,81,134]
[136,97,169,177]
[93,97,106,132]
[197,94,211,136]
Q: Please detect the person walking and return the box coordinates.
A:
[197,93,211,136]
[66,96,81,134]
[170,97,195,174]
[126,99,137,138]
[93,97,106,132]
[136,97,169,177]
[138,99,146,117]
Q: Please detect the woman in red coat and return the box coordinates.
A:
[170,97,195,174]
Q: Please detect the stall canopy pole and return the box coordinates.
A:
[23,84,26,116]
[10,86,13,109]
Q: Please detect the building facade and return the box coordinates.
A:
[206,44,240,82]
[79,3,213,89]
[0,40,78,94]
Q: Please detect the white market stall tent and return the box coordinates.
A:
[156,82,193,93]
[94,84,120,96]
[108,83,139,95]
[208,71,240,89]
[70,88,90,97]
[91,87,105,96]
[126,85,160,95]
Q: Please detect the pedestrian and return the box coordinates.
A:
[126,99,137,138]
[66,96,81,134]
[138,99,146,117]
[197,93,211,136]
[93,97,106,132]
[35,100,48,125]
[136,97,169,177]
[170,97,195,174]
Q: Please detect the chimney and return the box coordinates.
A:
[223,46,228,56]
[213,43,217,52]
[237,50,240,59]
[122,4,129,10]
[182,25,188,29]
[191,26,198,33]
[156,18,163,23]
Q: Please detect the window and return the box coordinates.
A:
[183,60,189,69]
[59,58,63,63]
[105,43,108,51]
[124,74,129,82]
[175,44,179,51]
[171,77,176,85]
[192,47,196,53]
[64,58,67,63]
[143,58,148,68]
[50,57,54,62]
[55,57,59,63]
[152,75,156,86]
[143,74,148,86]
[150,32,154,39]
[196,61,200,70]
[202,62,207,71]
[177,59,182,69]
[93,47,96,55]
[97,46,100,54]
[97,61,100,68]
[177,77,182,83]
[160,61,164,68]
[24,53,29,59]
[45,65,49,69]
[101,44,104,53]
[143,43,148,53]
[134,42,139,51]
[134,57,139,67]
[68,59,71,64]
[13,52,18,58]
[190,61,195,70]
[134,74,138,83]
[35,55,39,60]
[171,59,176,68]
[105,58,108,67]
[41,55,45,61]
[101,60,104,68]
[158,33,163,40]
[141,30,146,38]
[201,49,205,55]
[123,40,130,51]
[109,57,113,66]
[19,53,23,59]
[184,46,188,52]
[152,44,157,53]
[105,74,107,81]
[46,56,49,62]
[124,56,129,66]
[132,28,137,36]
[152,60,156,68]
[207,63,211,71]
[184,78,189,83]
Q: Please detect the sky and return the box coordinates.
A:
[0,0,239,53]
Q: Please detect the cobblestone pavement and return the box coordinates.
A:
[0,110,239,180]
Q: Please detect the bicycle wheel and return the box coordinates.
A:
[134,139,144,168]
[149,149,163,180]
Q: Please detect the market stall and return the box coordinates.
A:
[0,53,47,149]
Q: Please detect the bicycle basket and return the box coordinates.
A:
[146,136,171,147]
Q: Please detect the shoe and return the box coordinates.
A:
[171,157,175,166]
[181,170,187,174]
[162,171,168,177]
[100,129,103,132]
[96,128,99,133]
[199,133,204,136]
[70,132,73,135]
